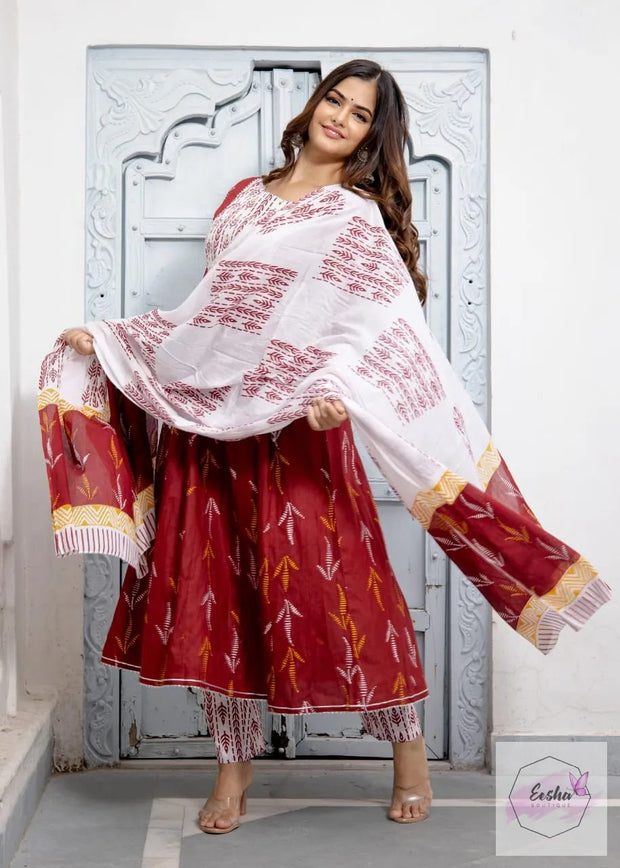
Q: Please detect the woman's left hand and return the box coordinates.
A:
[306,398,349,431]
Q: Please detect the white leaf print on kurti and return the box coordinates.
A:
[201,586,216,631]
[275,599,303,645]
[155,602,174,645]
[203,496,221,535]
[277,501,305,546]
[224,627,241,674]
[385,620,400,662]
[316,535,342,582]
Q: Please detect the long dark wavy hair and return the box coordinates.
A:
[262,59,427,304]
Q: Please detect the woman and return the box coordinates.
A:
[60,60,435,832]
[47,59,609,834]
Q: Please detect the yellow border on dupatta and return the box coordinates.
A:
[516,557,599,645]
[52,484,155,537]
[53,504,136,536]
[38,387,109,422]
[133,486,155,525]
[410,440,501,530]
[475,441,502,488]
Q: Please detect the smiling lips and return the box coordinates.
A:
[322,124,344,139]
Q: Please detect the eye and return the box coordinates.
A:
[325,95,339,105]
[353,112,369,123]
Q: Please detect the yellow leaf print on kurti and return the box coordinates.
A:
[269,447,290,495]
[259,557,270,603]
[198,635,212,679]
[245,497,258,544]
[115,616,139,656]
[267,665,277,701]
[328,584,366,659]
[319,487,337,532]
[279,646,305,692]
[346,484,361,514]
[202,539,215,568]
[328,583,349,630]
[367,567,385,611]
[393,671,407,700]
[274,555,299,592]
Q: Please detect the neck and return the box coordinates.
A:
[289,149,345,187]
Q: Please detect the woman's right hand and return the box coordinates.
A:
[62,327,95,355]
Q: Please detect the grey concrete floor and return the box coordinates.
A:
[10,761,620,867]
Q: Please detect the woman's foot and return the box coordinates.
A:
[389,736,432,823]
[198,759,253,834]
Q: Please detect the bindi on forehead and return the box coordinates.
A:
[330,84,375,117]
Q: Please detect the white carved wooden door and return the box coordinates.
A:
[84,48,488,767]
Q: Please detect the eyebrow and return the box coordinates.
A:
[330,87,374,118]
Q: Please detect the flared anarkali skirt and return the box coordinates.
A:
[101,418,429,713]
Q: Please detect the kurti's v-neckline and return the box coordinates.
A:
[259,178,341,204]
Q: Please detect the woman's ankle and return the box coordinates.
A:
[392,735,431,788]
[211,760,253,799]
[214,759,253,782]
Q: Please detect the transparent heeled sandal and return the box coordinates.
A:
[388,785,432,823]
[198,788,249,835]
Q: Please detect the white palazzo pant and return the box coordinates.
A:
[203,691,423,763]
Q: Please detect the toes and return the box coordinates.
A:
[215,814,235,830]
[199,813,213,830]
[388,793,431,823]
[198,808,237,832]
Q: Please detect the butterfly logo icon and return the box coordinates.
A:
[569,771,589,796]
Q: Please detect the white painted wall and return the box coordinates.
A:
[0,0,18,722]
[13,0,620,765]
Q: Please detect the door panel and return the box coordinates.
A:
[119,64,450,761]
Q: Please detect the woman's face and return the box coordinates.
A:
[307,76,377,161]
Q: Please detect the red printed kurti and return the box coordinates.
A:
[101,418,428,711]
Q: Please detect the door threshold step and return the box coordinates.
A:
[116,757,453,771]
